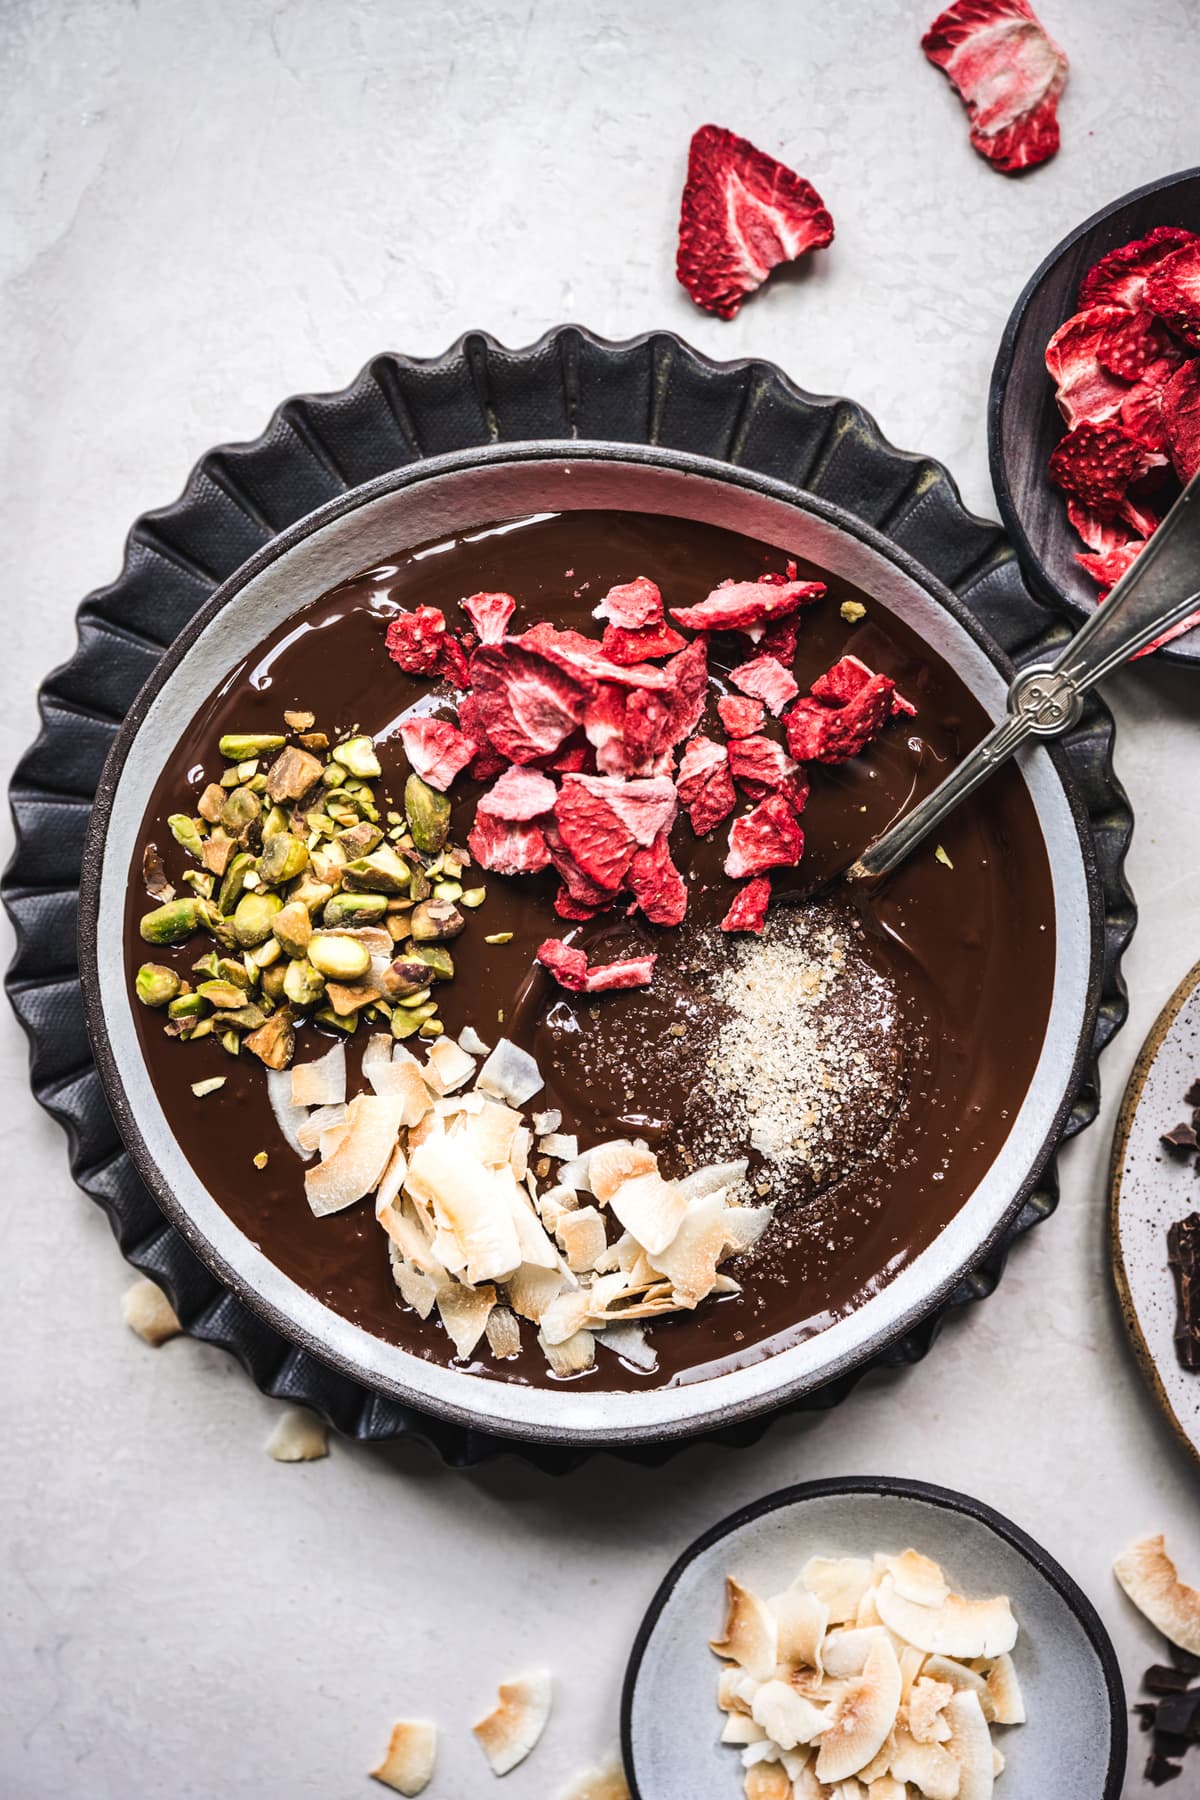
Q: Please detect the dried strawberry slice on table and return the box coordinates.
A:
[1144,241,1200,350]
[468,641,592,765]
[1044,307,1154,429]
[385,605,451,675]
[467,813,551,877]
[785,671,897,765]
[1079,228,1197,310]
[461,591,516,644]
[921,0,1068,174]
[600,620,688,665]
[475,765,557,822]
[728,736,808,808]
[676,124,834,320]
[593,576,665,630]
[1047,419,1164,513]
[1098,311,1178,384]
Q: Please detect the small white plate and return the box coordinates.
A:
[621,1478,1125,1798]
[1111,957,1200,1469]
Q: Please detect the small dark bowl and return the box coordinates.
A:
[989,165,1200,668]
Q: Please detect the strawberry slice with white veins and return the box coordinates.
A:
[922,0,1068,174]
[676,124,834,320]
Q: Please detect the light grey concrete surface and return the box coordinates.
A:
[1,2,1197,1795]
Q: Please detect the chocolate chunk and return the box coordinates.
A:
[1145,1749,1183,1785]
[1156,1693,1200,1742]
[1147,1665,1199,1695]
[1185,1080,1200,1108]
[1162,1122,1199,1155]
[1170,1645,1200,1677]
[1168,1212,1200,1372]
[1137,1702,1160,1731]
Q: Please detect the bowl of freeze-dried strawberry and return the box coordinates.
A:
[989,166,1200,666]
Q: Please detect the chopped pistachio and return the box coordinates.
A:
[408,867,431,902]
[322,891,388,929]
[442,855,464,880]
[233,890,283,948]
[283,710,315,732]
[342,845,412,894]
[283,958,326,1007]
[249,937,281,970]
[432,879,463,901]
[313,1006,356,1035]
[135,964,182,1008]
[215,957,250,988]
[386,915,412,943]
[218,732,286,761]
[186,1018,214,1041]
[264,744,324,805]
[410,898,465,942]
[418,1019,444,1039]
[167,992,206,1020]
[220,785,262,841]
[840,599,867,624]
[201,835,235,877]
[272,899,313,958]
[297,731,329,752]
[167,814,206,860]
[258,833,310,885]
[252,1150,269,1170]
[332,734,381,779]
[241,870,260,889]
[191,1077,227,1097]
[219,1029,242,1056]
[192,951,221,979]
[459,885,487,908]
[197,978,252,1010]
[484,932,514,946]
[336,820,383,859]
[410,944,454,982]
[307,933,372,981]
[244,1007,296,1070]
[397,986,432,1010]
[260,803,291,840]
[934,844,954,870]
[181,870,215,900]
[404,774,451,854]
[197,783,226,824]
[217,848,255,916]
[139,899,201,945]
[142,842,175,903]
[406,1000,438,1023]
[384,957,437,998]
[260,963,288,1003]
[390,1009,422,1040]
[211,1003,268,1032]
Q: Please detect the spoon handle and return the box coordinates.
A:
[848,470,1200,883]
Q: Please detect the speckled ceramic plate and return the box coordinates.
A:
[621,1477,1127,1798]
[1111,959,1200,1469]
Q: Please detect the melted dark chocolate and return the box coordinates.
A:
[125,511,1056,1390]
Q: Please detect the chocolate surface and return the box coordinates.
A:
[125,510,1056,1389]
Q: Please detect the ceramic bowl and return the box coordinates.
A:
[621,1477,1127,1798]
[989,165,1200,667]
[79,440,1100,1445]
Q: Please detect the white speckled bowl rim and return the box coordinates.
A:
[621,1477,1126,1798]
[80,443,1098,1445]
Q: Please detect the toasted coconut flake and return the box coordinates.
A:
[866,1778,906,1800]
[391,1251,440,1319]
[608,1170,687,1256]
[890,1549,950,1608]
[557,1204,609,1273]
[436,1281,496,1358]
[822,1626,886,1679]
[814,1634,901,1784]
[508,1262,570,1324]
[908,1676,954,1744]
[743,1765,790,1800]
[375,1144,409,1216]
[370,1058,435,1123]
[121,1277,181,1346]
[888,1728,961,1800]
[459,1024,491,1056]
[556,1754,631,1800]
[718,1666,752,1714]
[598,1321,658,1371]
[297,1101,347,1155]
[509,1124,532,1180]
[647,1189,729,1304]
[922,1654,988,1698]
[427,1036,477,1093]
[943,1688,994,1800]
[370,1719,438,1795]
[751,1678,831,1750]
[721,1203,773,1256]
[538,1325,595,1375]
[506,1180,561,1270]
[539,1131,578,1161]
[711,1577,779,1682]
[362,1032,394,1091]
[876,1577,1017,1661]
[477,1037,544,1106]
[979,1652,1024,1725]
[265,1406,329,1462]
[539,1286,595,1346]
[1113,1533,1200,1655]
[290,1039,346,1107]
[679,1157,749,1201]
[485,1304,522,1359]
[769,1580,828,1670]
[803,1557,874,1626]
[587,1139,658,1203]
[305,1093,406,1217]
[723,1713,767,1745]
[406,1138,522,1284]
[267,1068,312,1159]
[532,1108,562,1136]
[465,1098,524,1167]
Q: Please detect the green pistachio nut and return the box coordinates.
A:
[331,735,382,779]
[244,1007,295,1070]
[390,1008,423,1040]
[258,832,310,885]
[167,814,206,860]
[220,785,263,840]
[282,958,326,1008]
[218,733,287,761]
[232,890,283,949]
[384,957,439,999]
[215,957,251,989]
[197,978,253,1010]
[260,804,292,841]
[322,891,389,929]
[410,944,455,982]
[409,898,465,943]
[260,963,289,1002]
[307,933,372,981]
[342,845,412,895]
[217,851,256,916]
[139,899,200,945]
[135,963,182,1008]
[459,886,487,908]
[271,899,313,958]
[167,991,206,1020]
[314,1006,357,1035]
[404,775,451,855]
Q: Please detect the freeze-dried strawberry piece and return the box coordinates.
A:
[1077,540,1144,591]
[553,780,636,893]
[1065,498,1152,555]
[1044,307,1133,429]
[1098,310,1178,384]
[594,576,665,630]
[662,636,710,743]
[385,605,450,675]
[520,620,668,690]
[438,634,471,689]
[580,774,678,847]
[548,741,590,773]
[600,620,689,665]
[1046,419,1163,513]
[724,793,804,879]
[728,735,808,808]
[584,686,669,778]
[1162,360,1200,484]
[1079,228,1197,310]
[1120,356,1179,453]
[537,938,657,993]
[717,695,765,738]
[543,820,621,909]
[398,717,475,791]
[469,642,592,765]
[921,0,1067,175]
[811,654,916,719]
[476,764,558,821]
[758,617,802,664]
[628,831,688,927]
[456,692,509,781]
[554,886,605,922]
[676,735,737,835]
[676,124,834,321]
[1144,241,1200,349]
[730,653,799,716]
[720,877,772,934]
[785,675,896,765]
[461,591,516,645]
[670,578,825,636]
[467,813,551,877]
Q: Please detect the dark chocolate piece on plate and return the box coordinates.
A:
[1171,1644,1200,1677]
[1156,1691,1200,1742]
[1185,1079,1200,1108]
[1167,1212,1200,1372]
[1161,1122,1199,1155]
[1147,1664,1199,1695]
[1145,1749,1183,1786]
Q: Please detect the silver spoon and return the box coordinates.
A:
[821,467,1200,894]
